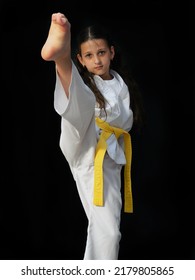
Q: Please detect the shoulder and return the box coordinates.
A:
[110,69,125,87]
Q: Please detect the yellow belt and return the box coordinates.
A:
[94,117,133,213]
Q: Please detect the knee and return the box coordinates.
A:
[107,229,121,245]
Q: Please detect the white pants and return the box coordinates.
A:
[73,154,123,260]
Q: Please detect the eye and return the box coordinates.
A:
[98,50,106,56]
[84,53,92,58]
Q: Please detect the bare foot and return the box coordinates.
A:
[41,13,71,61]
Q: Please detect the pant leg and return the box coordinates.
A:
[75,155,122,260]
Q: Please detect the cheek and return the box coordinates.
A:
[84,60,92,68]
[105,57,112,66]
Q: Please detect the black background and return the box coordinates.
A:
[1,0,194,260]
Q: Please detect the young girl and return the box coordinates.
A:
[41,12,143,260]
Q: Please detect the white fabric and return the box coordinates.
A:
[54,61,133,259]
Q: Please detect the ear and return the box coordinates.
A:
[77,54,85,66]
[110,46,115,60]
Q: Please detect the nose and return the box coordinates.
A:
[94,55,101,64]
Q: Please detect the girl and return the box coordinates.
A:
[41,12,143,260]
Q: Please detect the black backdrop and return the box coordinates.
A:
[1,1,194,260]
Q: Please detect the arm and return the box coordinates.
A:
[41,13,72,98]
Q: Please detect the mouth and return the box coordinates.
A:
[94,65,103,70]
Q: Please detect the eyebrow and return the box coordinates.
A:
[82,48,107,55]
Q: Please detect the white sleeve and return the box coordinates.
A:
[54,61,96,139]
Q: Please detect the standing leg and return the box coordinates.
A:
[75,155,122,260]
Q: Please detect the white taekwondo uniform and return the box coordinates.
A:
[54,61,133,260]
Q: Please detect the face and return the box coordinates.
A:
[77,39,115,80]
